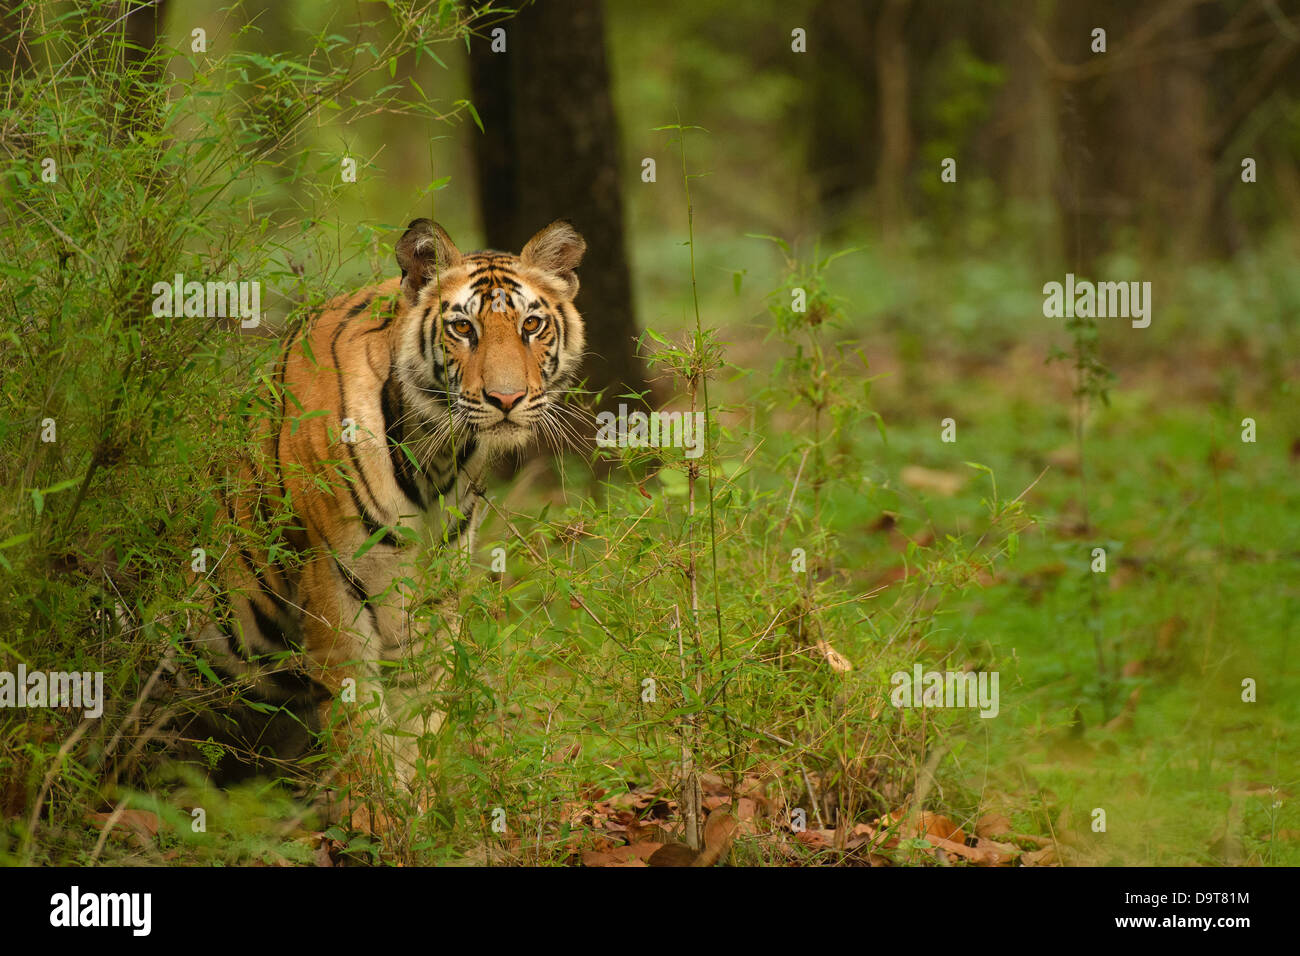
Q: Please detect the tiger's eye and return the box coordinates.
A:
[522,315,542,333]
[451,319,473,335]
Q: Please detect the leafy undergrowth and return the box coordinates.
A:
[14,238,1298,867]
[72,769,1062,868]
[748,317,1300,867]
[5,3,1296,870]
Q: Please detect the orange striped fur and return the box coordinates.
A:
[186,219,586,787]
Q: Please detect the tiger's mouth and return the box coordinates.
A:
[474,415,536,451]
[483,418,529,432]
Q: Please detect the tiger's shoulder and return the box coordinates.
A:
[275,279,410,418]
[288,277,405,378]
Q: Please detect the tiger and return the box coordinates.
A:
[180,217,587,814]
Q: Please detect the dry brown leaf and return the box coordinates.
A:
[88,809,160,838]
[844,823,880,852]
[625,842,664,861]
[794,829,835,850]
[974,837,1022,865]
[915,811,966,845]
[646,843,698,867]
[922,835,1018,866]
[901,465,965,497]
[695,811,739,867]
[814,640,853,672]
[1015,833,1053,848]
[1023,845,1059,866]
[929,835,985,863]
[975,813,1013,839]
[589,844,653,865]
[699,773,728,795]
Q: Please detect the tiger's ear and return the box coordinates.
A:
[396,219,462,304]
[520,219,586,298]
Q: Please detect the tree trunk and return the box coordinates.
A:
[120,0,170,137]
[807,1,875,234]
[875,0,913,244]
[468,0,647,412]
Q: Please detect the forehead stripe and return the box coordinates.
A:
[470,274,522,292]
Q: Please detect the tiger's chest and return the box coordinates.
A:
[324,437,487,615]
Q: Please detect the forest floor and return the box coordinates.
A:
[862,346,1297,866]
[41,239,1300,867]
[71,328,1297,868]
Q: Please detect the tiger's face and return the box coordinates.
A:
[393,218,586,455]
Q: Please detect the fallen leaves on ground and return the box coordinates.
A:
[645,810,739,867]
[567,773,1057,868]
[87,808,160,839]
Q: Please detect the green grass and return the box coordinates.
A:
[615,223,1299,866]
[3,2,1296,868]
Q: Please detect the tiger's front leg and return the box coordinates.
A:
[305,537,463,836]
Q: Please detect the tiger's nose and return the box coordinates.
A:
[485,390,526,413]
